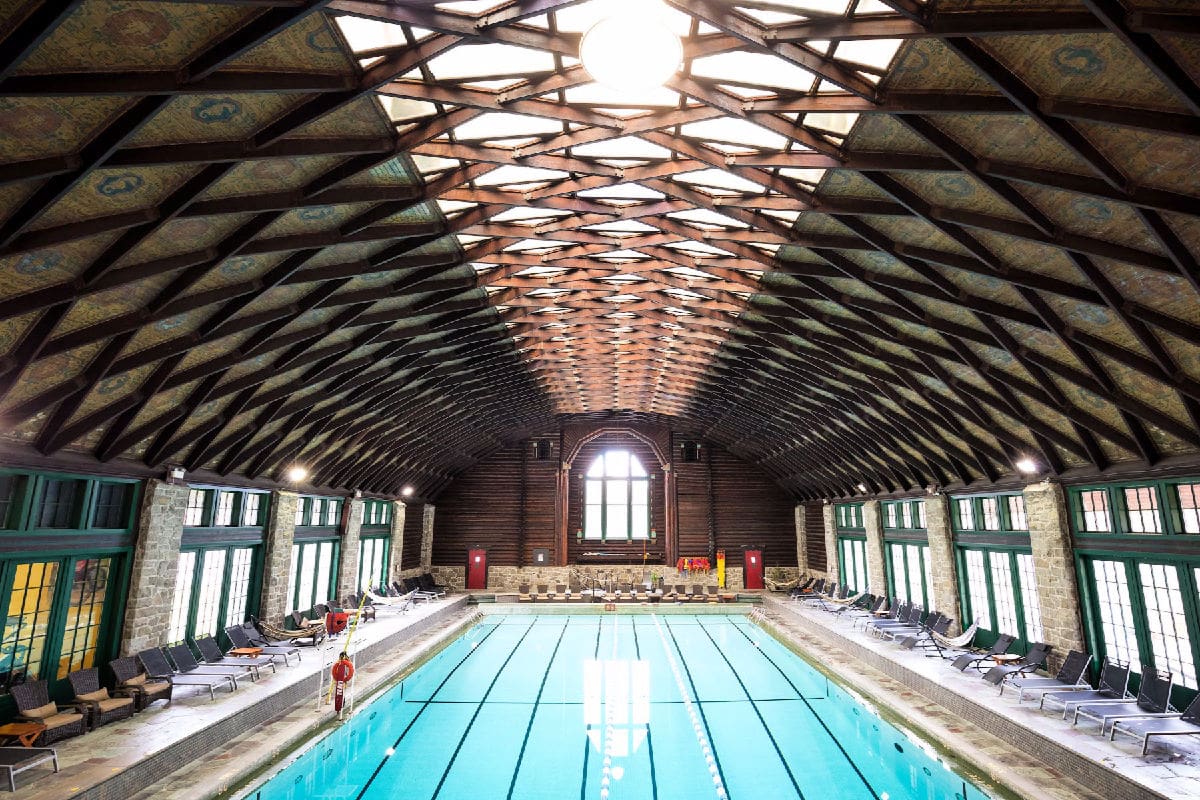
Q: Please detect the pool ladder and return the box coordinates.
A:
[748,607,768,625]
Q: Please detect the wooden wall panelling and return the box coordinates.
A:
[804,501,827,573]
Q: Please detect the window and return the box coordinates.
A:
[56,558,112,678]
[963,550,992,630]
[224,549,255,627]
[915,501,927,529]
[1080,490,1111,533]
[214,491,235,526]
[37,479,81,528]
[359,537,389,592]
[288,540,337,613]
[1179,484,1200,534]
[168,552,197,645]
[1124,487,1162,533]
[584,450,650,540]
[0,562,59,690]
[956,498,974,531]
[884,504,897,528]
[92,483,132,529]
[1016,553,1043,643]
[0,475,18,529]
[906,544,925,607]
[326,500,340,527]
[295,498,306,527]
[242,494,261,527]
[981,497,1001,531]
[901,502,913,529]
[988,552,1019,637]
[835,503,863,530]
[838,538,867,593]
[1137,564,1195,689]
[1007,496,1027,531]
[889,543,908,603]
[1091,559,1141,667]
[193,550,227,639]
[184,490,206,527]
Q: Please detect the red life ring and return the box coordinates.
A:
[331,658,354,682]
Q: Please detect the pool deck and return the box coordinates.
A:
[5,595,476,800]
[761,594,1200,800]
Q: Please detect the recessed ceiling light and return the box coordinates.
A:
[286,465,308,483]
[580,2,681,92]
[401,486,415,497]
[1015,458,1038,474]
[856,482,868,493]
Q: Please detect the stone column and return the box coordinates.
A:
[924,494,962,634]
[336,498,365,597]
[420,504,435,570]
[121,480,188,655]
[389,501,407,583]
[822,503,839,582]
[794,505,809,574]
[258,490,297,623]
[1024,480,1086,670]
[861,500,887,596]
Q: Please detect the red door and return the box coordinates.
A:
[743,549,764,590]
[467,549,488,590]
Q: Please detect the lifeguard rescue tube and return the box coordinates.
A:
[331,658,354,682]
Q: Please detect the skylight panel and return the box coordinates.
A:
[488,206,572,223]
[412,154,461,175]
[471,262,496,273]
[578,183,665,200]
[335,16,406,53]
[664,266,717,281]
[607,294,641,303]
[597,249,650,260]
[834,39,902,70]
[737,8,807,25]
[583,220,661,234]
[436,1,504,12]
[458,234,490,246]
[666,240,734,257]
[517,266,567,277]
[674,169,766,194]
[426,44,556,81]
[555,1,692,36]
[564,83,680,110]
[438,199,477,215]
[771,0,852,13]
[762,209,802,224]
[379,96,437,123]
[570,136,672,160]
[778,167,827,186]
[452,113,562,142]
[681,118,787,150]
[804,112,858,136]
[668,208,749,229]
[691,52,814,93]
[474,165,569,186]
[664,287,706,301]
[506,238,566,253]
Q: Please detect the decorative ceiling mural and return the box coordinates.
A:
[0,0,1198,500]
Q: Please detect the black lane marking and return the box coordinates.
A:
[506,617,571,800]
[351,621,503,800]
[431,619,539,800]
[660,616,731,800]
[725,618,881,800]
[693,619,805,800]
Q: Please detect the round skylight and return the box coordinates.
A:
[580,7,681,92]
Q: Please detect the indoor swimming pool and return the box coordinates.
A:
[240,614,993,800]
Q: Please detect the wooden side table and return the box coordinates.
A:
[991,653,1022,665]
[0,722,46,747]
[229,647,263,657]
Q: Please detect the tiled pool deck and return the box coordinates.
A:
[10,593,1198,799]
[763,595,1200,800]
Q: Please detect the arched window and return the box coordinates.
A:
[584,450,650,540]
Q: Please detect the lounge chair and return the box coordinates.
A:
[167,644,254,688]
[1000,650,1091,700]
[1040,658,1132,718]
[258,613,322,646]
[420,573,448,595]
[868,605,924,638]
[794,577,825,599]
[950,634,1016,672]
[673,584,687,602]
[844,594,886,623]
[537,584,551,601]
[195,636,277,678]
[897,614,954,649]
[556,583,569,601]
[138,648,235,700]
[67,668,135,729]
[109,656,173,709]
[853,597,900,631]
[764,574,801,593]
[345,593,378,621]
[691,584,706,603]
[517,583,533,602]
[0,746,57,791]
[1072,665,1173,735]
[923,618,980,659]
[225,624,301,666]
[403,577,440,601]
[1110,691,1200,755]
[10,680,87,745]
[882,610,945,641]
[981,642,1052,686]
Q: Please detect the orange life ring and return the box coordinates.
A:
[331,658,354,682]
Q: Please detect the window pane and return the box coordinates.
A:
[326,500,340,527]
[907,544,923,607]
[1016,553,1044,643]
[607,480,627,505]
[586,480,602,506]
[922,548,934,612]
[214,492,234,526]
[957,499,974,530]
[585,504,603,539]
[38,479,80,528]
[315,542,334,606]
[1081,490,1111,532]
[1007,496,1028,531]
[57,557,113,678]
[885,504,896,528]
[185,490,206,527]
[1140,563,1195,689]
[168,552,196,644]
[981,498,1000,531]
[93,483,131,529]
[1124,487,1162,533]
[605,451,630,478]
[193,549,227,639]
[224,548,254,627]
[854,541,867,592]
[629,456,647,477]
[900,502,912,529]
[358,540,373,590]
[630,507,649,539]
[607,503,628,541]
[1179,484,1200,533]
[988,552,1019,637]
[963,550,992,630]
[630,481,648,506]
[916,501,926,529]
[285,545,300,614]
[0,562,59,689]
[298,543,317,608]
[1092,559,1141,667]
[890,543,908,603]
[242,494,261,527]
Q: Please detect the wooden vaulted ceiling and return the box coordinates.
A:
[0,1,1198,501]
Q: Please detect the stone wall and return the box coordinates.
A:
[862,500,887,596]
[258,491,297,624]
[420,504,435,570]
[822,503,839,581]
[336,498,364,598]
[388,500,406,582]
[427,563,766,592]
[924,494,962,634]
[793,505,809,573]
[121,480,189,654]
[1024,481,1085,670]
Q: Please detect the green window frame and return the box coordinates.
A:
[886,542,934,609]
[285,538,339,614]
[583,450,651,541]
[362,499,392,528]
[837,535,868,592]
[834,502,864,532]
[358,535,390,592]
[1076,550,1200,706]
[295,495,343,529]
[1068,479,1200,537]
[955,543,1043,650]
[168,544,262,646]
[182,487,269,529]
[881,499,927,532]
[950,492,1028,535]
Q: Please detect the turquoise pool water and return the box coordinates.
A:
[243,614,992,800]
